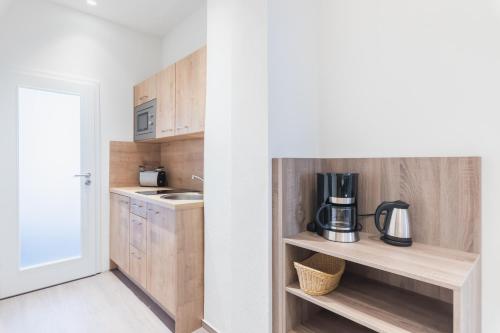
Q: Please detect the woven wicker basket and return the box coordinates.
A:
[294,253,345,296]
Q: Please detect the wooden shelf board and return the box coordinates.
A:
[286,274,453,333]
[284,232,478,290]
[290,310,373,333]
[139,131,204,144]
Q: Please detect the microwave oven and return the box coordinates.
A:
[134,99,156,141]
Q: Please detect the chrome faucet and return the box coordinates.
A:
[192,175,204,183]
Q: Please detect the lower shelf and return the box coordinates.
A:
[290,311,373,333]
[286,274,453,333]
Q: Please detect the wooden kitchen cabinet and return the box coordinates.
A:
[134,75,157,107]
[133,46,206,141]
[110,190,204,333]
[147,203,204,333]
[110,193,130,273]
[156,65,176,138]
[147,204,177,315]
[175,46,206,135]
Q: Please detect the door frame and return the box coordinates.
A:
[0,68,101,298]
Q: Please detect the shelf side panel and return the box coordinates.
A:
[454,260,481,333]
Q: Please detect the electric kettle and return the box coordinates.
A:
[374,201,412,246]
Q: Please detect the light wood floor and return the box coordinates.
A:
[0,272,172,333]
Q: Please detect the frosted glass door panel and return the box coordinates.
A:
[18,88,82,269]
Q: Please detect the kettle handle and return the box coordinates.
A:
[374,202,391,233]
[315,204,330,229]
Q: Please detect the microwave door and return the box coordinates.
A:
[137,112,149,132]
[134,99,156,141]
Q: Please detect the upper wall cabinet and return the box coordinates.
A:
[133,46,207,141]
[134,75,158,107]
[175,46,207,135]
[156,65,176,138]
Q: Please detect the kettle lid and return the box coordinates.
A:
[382,200,410,209]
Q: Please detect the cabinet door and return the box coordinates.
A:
[129,245,147,289]
[175,46,206,135]
[147,204,177,315]
[134,75,157,107]
[110,193,130,272]
[156,65,176,138]
[130,213,146,252]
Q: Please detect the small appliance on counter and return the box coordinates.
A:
[313,173,360,243]
[374,200,412,246]
[139,166,167,187]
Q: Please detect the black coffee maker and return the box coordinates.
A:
[312,173,360,243]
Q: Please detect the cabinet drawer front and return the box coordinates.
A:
[129,245,147,289]
[130,213,146,252]
[130,198,147,218]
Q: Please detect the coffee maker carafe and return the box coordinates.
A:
[315,173,360,243]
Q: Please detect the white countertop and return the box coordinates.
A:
[110,187,204,210]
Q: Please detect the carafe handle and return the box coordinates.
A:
[315,204,330,230]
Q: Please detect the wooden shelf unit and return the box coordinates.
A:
[281,232,479,333]
[272,157,482,333]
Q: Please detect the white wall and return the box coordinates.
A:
[0,0,12,15]
[0,0,162,272]
[268,0,321,157]
[205,0,270,332]
[161,3,207,67]
[270,0,500,331]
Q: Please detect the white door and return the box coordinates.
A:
[0,71,100,299]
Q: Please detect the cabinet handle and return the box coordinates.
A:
[161,129,173,133]
[140,95,148,100]
[176,125,189,130]
[148,209,160,214]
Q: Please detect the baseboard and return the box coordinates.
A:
[202,319,219,333]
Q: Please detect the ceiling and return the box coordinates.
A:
[48,0,204,37]
[0,0,13,16]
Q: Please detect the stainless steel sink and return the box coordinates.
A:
[160,193,203,201]
[136,188,193,195]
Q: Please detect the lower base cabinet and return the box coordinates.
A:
[110,194,204,333]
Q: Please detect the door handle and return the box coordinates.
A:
[74,173,91,178]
